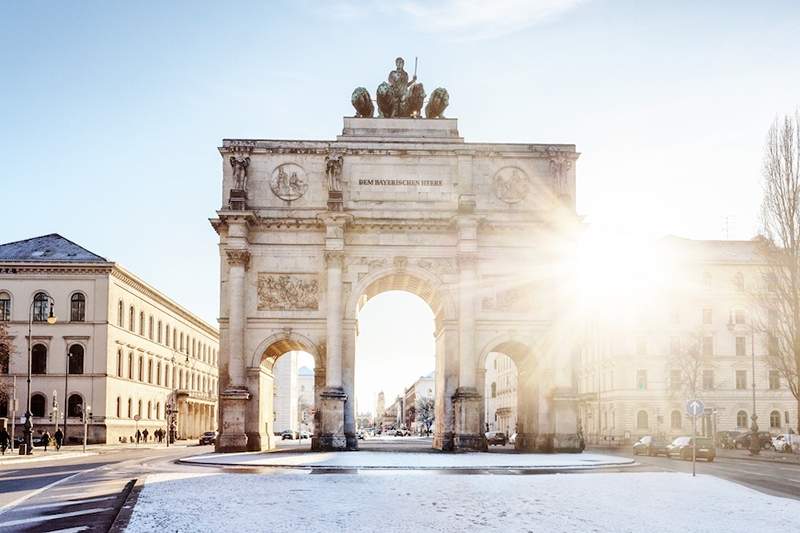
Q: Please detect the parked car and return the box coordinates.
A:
[281,430,299,440]
[395,429,409,437]
[666,436,716,461]
[772,433,800,453]
[198,431,217,446]
[716,430,744,449]
[299,431,311,440]
[632,435,669,456]
[485,431,508,446]
[356,430,366,440]
[733,431,773,450]
[509,433,517,445]
[13,435,48,448]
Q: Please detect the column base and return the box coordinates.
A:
[216,387,250,453]
[514,432,583,453]
[433,432,455,451]
[453,387,487,452]
[316,387,348,451]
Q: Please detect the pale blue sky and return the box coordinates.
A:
[2,1,799,407]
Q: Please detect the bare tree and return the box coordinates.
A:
[0,321,12,401]
[667,329,706,401]
[757,112,800,433]
[415,397,435,436]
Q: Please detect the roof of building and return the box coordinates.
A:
[0,234,108,263]
[298,366,314,377]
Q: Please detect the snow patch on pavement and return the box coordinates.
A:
[125,471,800,532]
[181,450,632,469]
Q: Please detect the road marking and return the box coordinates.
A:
[42,528,89,533]
[786,478,800,483]
[0,507,113,527]
[0,470,84,481]
[0,464,102,517]
[18,496,115,511]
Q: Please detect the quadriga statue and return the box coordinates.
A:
[425,87,449,119]
[351,87,374,118]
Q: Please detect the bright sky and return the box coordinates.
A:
[2,1,799,411]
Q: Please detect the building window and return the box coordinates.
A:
[156,402,161,419]
[490,382,497,398]
[636,410,648,429]
[68,394,83,417]
[118,300,124,327]
[702,336,713,357]
[734,272,744,291]
[769,370,780,389]
[139,311,145,336]
[736,410,748,428]
[670,369,681,390]
[157,362,162,386]
[165,325,170,346]
[158,321,163,343]
[0,292,11,321]
[138,399,142,418]
[68,344,84,374]
[765,273,777,292]
[138,356,144,381]
[117,350,123,377]
[636,370,647,390]
[180,332,184,352]
[702,370,714,390]
[702,271,712,288]
[70,293,86,322]
[770,410,781,428]
[147,359,153,383]
[148,316,154,340]
[702,308,712,324]
[768,334,778,357]
[31,344,47,374]
[116,397,121,417]
[129,306,135,332]
[31,393,46,417]
[173,329,177,349]
[733,309,745,325]
[33,292,49,322]
[0,398,6,418]
[127,398,132,418]
[128,352,133,379]
[670,410,682,429]
[736,337,746,357]
[736,370,747,390]
[0,343,9,374]
[147,401,152,419]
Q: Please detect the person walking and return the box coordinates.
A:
[42,430,51,453]
[135,429,141,444]
[0,427,10,455]
[54,428,64,451]
[142,428,149,443]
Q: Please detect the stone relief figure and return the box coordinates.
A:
[229,156,250,190]
[257,273,319,311]
[493,167,530,204]
[270,163,308,201]
[325,154,344,193]
[351,87,374,118]
[425,87,449,119]
[376,57,426,118]
[547,147,573,190]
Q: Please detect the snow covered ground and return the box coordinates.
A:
[181,450,632,469]
[126,471,800,532]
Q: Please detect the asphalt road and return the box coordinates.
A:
[0,445,211,532]
[592,447,800,501]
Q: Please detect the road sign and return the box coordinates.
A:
[134,415,141,421]
[686,399,705,417]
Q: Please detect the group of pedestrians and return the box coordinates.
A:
[133,428,168,444]
[0,427,65,454]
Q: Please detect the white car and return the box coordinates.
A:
[772,433,800,453]
[509,433,517,445]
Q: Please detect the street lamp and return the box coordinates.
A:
[24,294,56,455]
[167,351,190,446]
[748,322,760,456]
[63,347,73,445]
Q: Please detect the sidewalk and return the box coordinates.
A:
[0,441,196,465]
[716,448,800,465]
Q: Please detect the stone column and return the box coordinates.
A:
[217,247,252,452]
[342,321,357,449]
[310,366,326,451]
[318,250,347,450]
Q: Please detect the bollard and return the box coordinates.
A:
[18,443,27,455]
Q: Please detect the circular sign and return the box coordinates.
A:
[492,166,530,204]
[134,414,141,421]
[270,163,308,201]
[686,399,705,417]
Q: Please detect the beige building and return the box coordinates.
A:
[577,237,798,444]
[0,234,218,444]
[484,353,518,435]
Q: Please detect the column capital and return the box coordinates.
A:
[225,249,251,268]
[324,250,344,268]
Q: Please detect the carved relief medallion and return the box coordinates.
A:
[257,273,319,310]
[492,167,530,204]
[270,163,308,201]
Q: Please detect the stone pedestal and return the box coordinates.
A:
[452,387,486,451]
[316,387,348,450]
[216,388,250,453]
[327,190,343,211]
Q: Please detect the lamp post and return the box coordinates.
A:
[63,348,72,445]
[24,294,56,455]
[167,351,189,446]
[749,324,760,456]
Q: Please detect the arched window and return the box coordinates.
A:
[116,397,121,417]
[128,352,133,379]
[192,338,196,357]
[138,355,144,381]
[118,300,124,327]
[158,321,163,343]
[670,410,682,429]
[68,344,84,374]
[31,393,46,417]
[179,369,184,389]
[0,291,11,321]
[137,399,142,417]
[70,293,86,322]
[33,292,49,322]
[191,373,196,390]
[0,343,9,374]
[180,332,184,352]
[0,398,6,417]
[172,329,177,349]
[165,325,170,345]
[129,306,135,332]
[636,410,649,430]
[157,362,162,386]
[139,311,145,335]
[68,394,83,417]
[734,272,744,291]
[148,316,154,340]
[770,410,781,428]
[736,410,748,428]
[490,382,497,398]
[165,364,171,387]
[31,343,47,374]
[147,359,153,383]
[156,402,161,419]
[147,401,152,419]
[117,350,123,377]
[127,398,132,418]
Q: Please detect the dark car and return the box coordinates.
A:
[485,431,508,446]
[632,435,669,456]
[12,435,48,448]
[666,436,716,461]
[733,431,773,450]
[198,431,217,445]
[281,430,299,440]
[717,430,744,449]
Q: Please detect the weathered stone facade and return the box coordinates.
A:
[212,117,582,453]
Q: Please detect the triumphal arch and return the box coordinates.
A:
[212,60,582,453]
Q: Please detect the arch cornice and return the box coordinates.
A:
[249,330,322,369]
[476,331,535,371]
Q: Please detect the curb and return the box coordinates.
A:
[108,477,144,533]
[717,453,800,466]
[0,451,98,465]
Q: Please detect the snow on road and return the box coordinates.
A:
[126,472,799,532]
[181,450,632,469]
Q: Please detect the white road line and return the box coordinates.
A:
[0,464,102,517]
[18,496,115,511]
[0,470,84,481]
[0,507,113,527]
[42,528,89,533]
[786,478,800,483]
